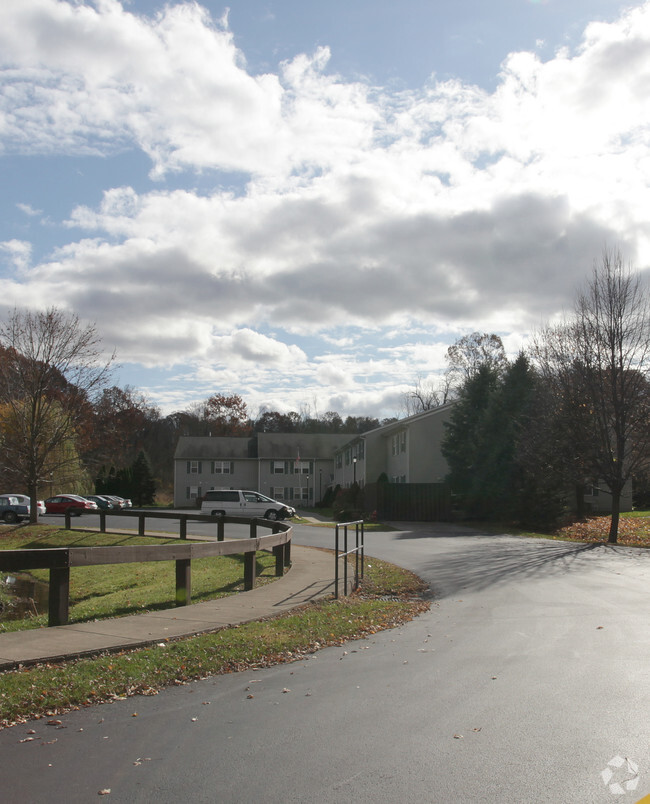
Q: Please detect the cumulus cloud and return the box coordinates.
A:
[2,0,650,416]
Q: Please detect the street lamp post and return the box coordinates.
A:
[353,457,357,485]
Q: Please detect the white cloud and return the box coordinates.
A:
[2,1,650,417]
[0,239,32,272]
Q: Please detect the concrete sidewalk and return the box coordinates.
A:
[0,545,336,670]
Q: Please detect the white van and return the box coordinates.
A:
[201,490,296,521]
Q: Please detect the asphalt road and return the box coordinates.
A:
[2,520,650,803]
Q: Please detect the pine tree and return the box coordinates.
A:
[131,450,156,507]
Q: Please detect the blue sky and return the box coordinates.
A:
[1,0,648,419]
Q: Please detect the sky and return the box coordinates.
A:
[1,0,649,420]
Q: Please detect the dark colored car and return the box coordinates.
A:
[44,495,98,516]
[84,495,115,510]
[0,495,30,523]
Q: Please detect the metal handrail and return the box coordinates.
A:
[334,520,364,599]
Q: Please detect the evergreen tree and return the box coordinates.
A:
[130,450,156,507]
[442,364,499,512]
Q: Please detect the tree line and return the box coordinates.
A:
[441,249,650,543]
[0,310,396,520]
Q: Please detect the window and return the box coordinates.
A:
[295,460,311,474]
[336,454,342,469]
[211,460,232,474]
[187,460,202,474]
[391,435,397,456]
[187,486,199,499]
[273,487,286,500]
[345,449,350,465]
[400,431,406,453]
[358,441,365,459]
[272,460,285,474]
[294,487,309,501]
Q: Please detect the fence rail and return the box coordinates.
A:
[334,520,364,599]
[0,515,292,627]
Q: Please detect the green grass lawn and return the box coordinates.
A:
[0,557,429,728]
[0,525,276,632]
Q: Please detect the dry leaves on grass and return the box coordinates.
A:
[557,516,650,547]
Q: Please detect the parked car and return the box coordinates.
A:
[101,495,132,508]
[200,489,296,520]
[44,495,99,516]
[84,495,115,510]
[0,495,30,523]
[3,494,46,516]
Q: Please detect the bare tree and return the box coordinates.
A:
[445,332,508,396]
[532,249,650,542]
[402,375,447,416]
[0,308,114,522]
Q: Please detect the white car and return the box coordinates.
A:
[201,489,295,520]
[4,494,45,516]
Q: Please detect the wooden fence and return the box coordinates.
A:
[0,514,291,627]
[364,482,452,521]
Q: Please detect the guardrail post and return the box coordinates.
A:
[64,510,71,530]
[175,559,191,606]
[273,544,285,576]
[249,520,257,539]
[244,551,256,590]
[99,511,106,533]
[217,519,225,541]
[179,516,187,540]
[48,566,70,626]
[138,513,145,537]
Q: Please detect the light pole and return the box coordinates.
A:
[319,468,322,503]
[353,457,357,485]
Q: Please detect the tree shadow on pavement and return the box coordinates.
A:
[421,538,607,599]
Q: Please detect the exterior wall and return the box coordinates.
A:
[333,405,455,490]
[173,433,349,507]
[407,407,453,482]
[585,481,633,513]
[174,458,258,507]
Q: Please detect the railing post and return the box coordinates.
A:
[334,525,340,599]
[64,510,71,530]
[138,513,145,537]
[244,550,256,590]
[342,525,347,596]
[284,539,291,567]
[48,566,70,626]
[217,519,225,541]
[175,559,191,606]
[179,516,187,540]
[273,544,285,576]
[249,520,257,539]
[99,511,106,533]
[355,522,360,590]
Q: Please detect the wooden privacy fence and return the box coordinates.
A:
[0,515,292,627]
[364,482,452,521]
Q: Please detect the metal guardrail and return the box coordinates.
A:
[0,514,291,627]
[334,519,364,599]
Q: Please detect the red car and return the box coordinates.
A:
[44,494,98,516]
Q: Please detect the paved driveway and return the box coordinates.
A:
[2,522,650,803]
